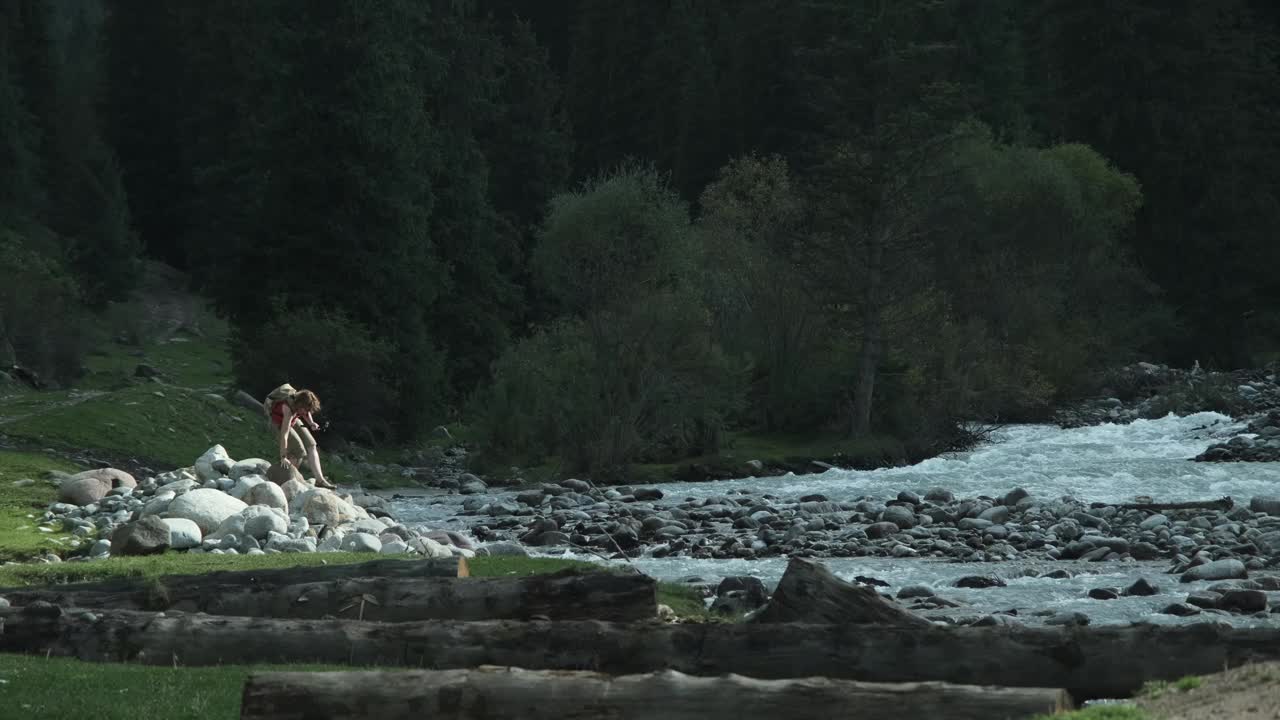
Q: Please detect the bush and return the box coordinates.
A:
[0,230,88,386]
[478,290,748,474]
[231,305,400,444]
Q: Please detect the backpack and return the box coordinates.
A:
[263,383,298,418]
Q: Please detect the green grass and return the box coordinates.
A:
[0,450,80,561]
[1141,674,1203,699]
[0,654,389,720]
[3,382,272,469]
[81,333,234,392]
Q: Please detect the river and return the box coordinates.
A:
[389,411,1280,625]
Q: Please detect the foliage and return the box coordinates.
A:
[697,154,830,430]
[480,295,747,474]
[231,305,401,445]
[0,232,88,385]
[533,163,694,316]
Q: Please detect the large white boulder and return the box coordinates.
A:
[242,505,289,540]
[279,478,311,503]
[194,445,232,482]
[297,489,360,527]
[230,458,271,481]
[246,481,288,512]
[165,488,247,534]
[229,475,266,500]
[409,536,453,559]
[141,491,177,517]
[161,518,203,549]
[59,468,135,506]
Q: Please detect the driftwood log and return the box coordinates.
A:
[750,557,928,625]
[0,557,465,613]
[1091,497,1234,512]
[0,567,654,622]
[238,667,1072,720]
[5,605,1280,700]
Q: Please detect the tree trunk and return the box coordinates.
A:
[0,568,654,622]
[6,605,1280,700]
[851,232,885,439]
[750,557,928,626]
[851,308,881,438]
[0,557,466,611]
[239,667,1072,720]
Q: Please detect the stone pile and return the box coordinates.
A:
[1194,411,1280,462]
[44,445,482,561]
[1055,362,1280,429]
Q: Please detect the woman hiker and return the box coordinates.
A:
[264,384,336,489]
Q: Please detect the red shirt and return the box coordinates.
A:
[270,401,311,429]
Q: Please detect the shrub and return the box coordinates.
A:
[478,290,748,474]
[231,305,401,444]
[0,230,87,386]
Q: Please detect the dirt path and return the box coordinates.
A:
[1139,663,1280,719]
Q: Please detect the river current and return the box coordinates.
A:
[390,412,1280,625]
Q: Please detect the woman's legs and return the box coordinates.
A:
[296,425,333,488]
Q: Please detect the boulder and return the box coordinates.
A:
[298,490,360,527]
[140,491,176,517]
[246,481,288,511]
[195,445,232,482]
[1180,559,1248,583]
[165,488,249,534]
[881,505,916,530]
[279,478,310,503]
[409,536,453,559]
[161,518,203,549]
[341,532,382,553]
[58,475,112,507]
[59,468,135,506]
[242,506,289,540]
[230,458,272,481]
[111,516,171,556]
[230,475,267,500]
[267,462,305,486]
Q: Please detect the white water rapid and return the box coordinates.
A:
[390,412,1280,625]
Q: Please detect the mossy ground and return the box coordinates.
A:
[0,451,80,561]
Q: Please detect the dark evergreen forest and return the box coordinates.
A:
[3,1,1278,473]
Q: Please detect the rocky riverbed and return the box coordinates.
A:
[384,411,1280,626]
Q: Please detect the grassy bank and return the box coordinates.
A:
[0,451,79,562]
[0,654,378,720]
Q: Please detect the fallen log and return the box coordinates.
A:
[0,567,654,622]
[1091,497,1233,512]
[5,605,1280,701]
[750,557,928,626]
[238,666,1072,720]
[0,557,466,612]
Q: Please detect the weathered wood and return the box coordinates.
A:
[0,568,653,621]
[1092,497,1234,512]
[5,605,1280,700]
[0,557,465,612]
[238,666,1072,720]
[750,557,929,626]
